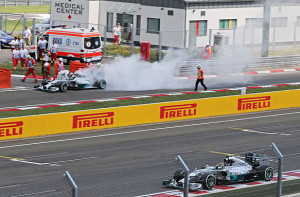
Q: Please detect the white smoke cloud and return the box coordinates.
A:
[102,50,192,91]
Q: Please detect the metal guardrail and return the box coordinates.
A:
[179,55,300,76]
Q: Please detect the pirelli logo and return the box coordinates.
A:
[0,121,23,137]
[238,96,271,111]
[73,112,114,129]
[160,104,197,119]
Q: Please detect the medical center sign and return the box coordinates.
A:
[51,0,89,22]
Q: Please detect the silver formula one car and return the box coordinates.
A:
[34,69,107,92]
[163,153,274,191]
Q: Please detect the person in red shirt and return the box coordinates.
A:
[21,55,38,83]
[194,65,207,91]
[201,43,213,60]
[54,58,64,79]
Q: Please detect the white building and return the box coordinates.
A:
[50,0,300,48]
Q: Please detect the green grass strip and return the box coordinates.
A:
[0,85,299,119]
[204,178,300,197]
[0,5,50,13]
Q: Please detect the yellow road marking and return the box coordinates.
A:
[209,151,238,156]
[0,156,25,161]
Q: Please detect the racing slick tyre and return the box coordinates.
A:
[173,170,184,182]
[96,80,107,89]
[59,82,68,92]
[202,174,216,190]
[261,167,274,181]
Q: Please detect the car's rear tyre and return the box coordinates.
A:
[262,167,274,181]
[202,174,216,190]
[96,80,107,89]
[59,82,68,92]
[173,169,184,182]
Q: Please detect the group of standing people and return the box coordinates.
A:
[10,27,63,82]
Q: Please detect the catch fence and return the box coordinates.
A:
[1,143,299,197]
[0,0,50,7]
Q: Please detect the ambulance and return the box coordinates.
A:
[31,27,102,64]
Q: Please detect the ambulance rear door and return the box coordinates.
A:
[82,35,102,62]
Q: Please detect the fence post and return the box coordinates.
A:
[232,28,236,47]
[158,31,162,62]
[294,22,297,48]
[130,27,135,56]
[176,155,189,197]
[32,18,36,46]
[243,26,246,47]
[272,27,276,50]
[103,26,107,56]
[271,143,283,197]
[183,30,187,49]
[65,171,78,197]
[251,27,254,50]
[209,29,212,46]
[5,13,7,32]
[0,15,3,31]
[23,17,27,36]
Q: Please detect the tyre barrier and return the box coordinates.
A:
[70,61,87,73]
[0,69,11,88]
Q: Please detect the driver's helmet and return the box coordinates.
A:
[44,62,49,67]
[197,65,201,69]
[67,72,74,78]
[96,62,102,67]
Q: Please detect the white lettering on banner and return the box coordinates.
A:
[55,2,84,15]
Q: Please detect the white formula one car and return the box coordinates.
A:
[34,68,107,92]
[163,153,274,191]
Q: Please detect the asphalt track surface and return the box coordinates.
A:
[0,107,299,196]
[1,71,300,108]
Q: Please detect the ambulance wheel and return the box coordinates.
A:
[59,82,68,92]
[66,58,71,65]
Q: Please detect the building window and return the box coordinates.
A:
[271,17,288,27]
[136,15,141,35]
[245,18,263,28]
[297,16,300,27]
[168,10,174,16]
[147,18,160,33]
[107,12,113,32]
[196,20,207,36]
[219,19,237,29]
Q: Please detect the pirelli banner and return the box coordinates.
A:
[0,89,300,140]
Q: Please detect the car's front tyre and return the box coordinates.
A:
[202,174,216,190]
[59,82,68,92]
